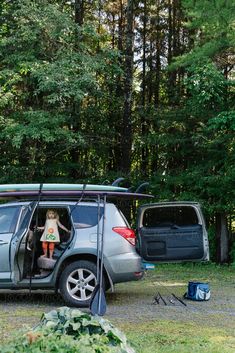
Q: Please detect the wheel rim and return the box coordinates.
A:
[66,268,97,302]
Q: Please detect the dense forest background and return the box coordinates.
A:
[0,0,234,263]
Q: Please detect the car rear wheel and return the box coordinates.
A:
[59,260,102,307]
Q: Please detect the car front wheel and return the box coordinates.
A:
[59,260,100,307]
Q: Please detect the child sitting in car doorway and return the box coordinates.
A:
[38,209,70,259]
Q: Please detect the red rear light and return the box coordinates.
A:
[112,227,136,246]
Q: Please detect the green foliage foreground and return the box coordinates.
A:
[0,307,135,353]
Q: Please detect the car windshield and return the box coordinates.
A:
[0,206,20,233]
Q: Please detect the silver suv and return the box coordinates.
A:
[0,200,209,307]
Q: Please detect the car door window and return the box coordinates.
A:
[0,206,20,233]
[71,205,104,228]
[17,203,36,232]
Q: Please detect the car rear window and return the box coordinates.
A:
[0,206,20,233]
[143,206,199,227]
[70,205,104,228]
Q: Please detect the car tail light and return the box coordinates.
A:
[112,227,136,246]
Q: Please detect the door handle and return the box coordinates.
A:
[0,240,8,245]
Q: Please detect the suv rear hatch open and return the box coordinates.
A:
[137,202,209,262]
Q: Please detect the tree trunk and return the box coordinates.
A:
[69,2,84,179]
[216,213,229,263]
[140,0,148,175]
[120,0,134,173]
[154,0,161,109]
[142,0,146,108]
[107,0,125,171]
[74,0,84,26]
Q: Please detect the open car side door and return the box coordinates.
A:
[137,202,209,262]
[10,202,37,283]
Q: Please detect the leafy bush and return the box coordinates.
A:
[0,334,117,353]
[0,307,135,353]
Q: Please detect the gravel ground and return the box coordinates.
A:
[0,269,235,341]
[108,272,235,333]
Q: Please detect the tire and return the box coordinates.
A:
[59,260,103,307]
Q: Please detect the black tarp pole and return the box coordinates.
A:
[29,183,43,293]
[90,194,107,316]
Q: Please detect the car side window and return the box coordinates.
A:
[71,205,104,228]
[0,206,20,233]
[17,203,36,232]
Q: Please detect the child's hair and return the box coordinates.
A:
[46,209,59,220]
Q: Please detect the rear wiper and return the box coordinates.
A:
[171,224,180,229]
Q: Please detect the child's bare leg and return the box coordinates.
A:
[49,243,55,259]
[42,242,48,257]
[49,249,53,259]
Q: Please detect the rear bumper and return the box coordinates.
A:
[105,252,144,284]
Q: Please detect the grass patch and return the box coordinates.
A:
[0,307,42,342]
[152,262,235,284]
[119,320,235,353]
